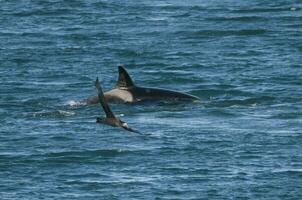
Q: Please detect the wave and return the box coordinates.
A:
[206,16,268,22]
[32,110,75,118]
[232,7,299,13]
[176,29,268,39]
[272,168,302,176]
[209,96,275,108]
[45,149,127,159]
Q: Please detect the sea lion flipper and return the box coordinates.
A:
[95,77,115,119]
[96,77,141,134]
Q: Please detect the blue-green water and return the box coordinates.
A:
[1,1,302,199]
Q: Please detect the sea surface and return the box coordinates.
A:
[1,0,302,199]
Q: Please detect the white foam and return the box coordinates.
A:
[32,110,75,117]
[65,100,87,107]
[57,110,75,116]
[290,7,297,11]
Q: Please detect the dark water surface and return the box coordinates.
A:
[1,0,302,199]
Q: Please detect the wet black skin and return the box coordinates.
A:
[128,86,199,102]
[85,66,199,104]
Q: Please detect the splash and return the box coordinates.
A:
[57,110,75,116]
[33,110,75,118]
[65,100,87,107]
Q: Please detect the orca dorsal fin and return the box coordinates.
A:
[116,66,135,89]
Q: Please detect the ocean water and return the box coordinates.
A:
[1,0,302,199]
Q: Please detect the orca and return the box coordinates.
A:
[86,66,199,104]
[95,77,140,133]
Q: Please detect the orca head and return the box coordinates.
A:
[119,119,140,133]
[119,119,129,129]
